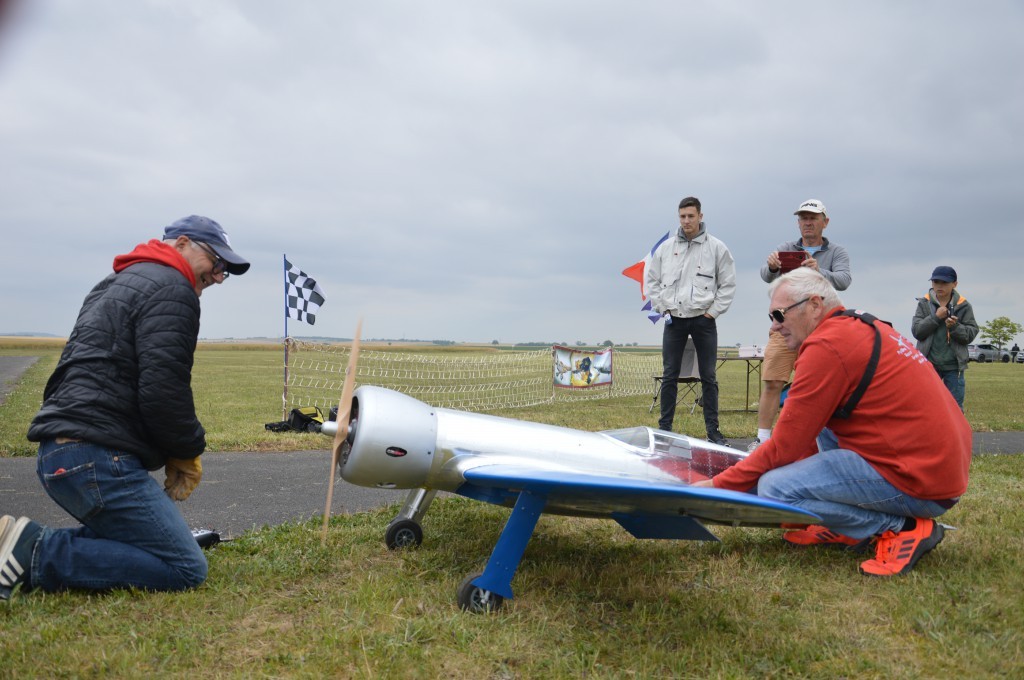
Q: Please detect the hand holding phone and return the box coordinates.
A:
[777,251,807,273]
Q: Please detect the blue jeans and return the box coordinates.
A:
[936,368,965,411]
[756,429,951,539]
[31,439,207,593]
[659,314,720,436]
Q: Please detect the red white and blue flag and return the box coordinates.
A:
[621,231,669,324]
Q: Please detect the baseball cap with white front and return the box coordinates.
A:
[794,199,827,215]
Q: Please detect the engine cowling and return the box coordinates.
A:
[338,385,438,489]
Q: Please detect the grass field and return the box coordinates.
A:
[2,339,1023,677]
[2,339,1021,457]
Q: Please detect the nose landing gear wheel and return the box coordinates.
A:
[385,519,423,549]
[457,572,504,613]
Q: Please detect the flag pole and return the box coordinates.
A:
[282,254,290,420]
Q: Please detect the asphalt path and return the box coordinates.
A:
[1,450,409,539]
[0,356,407,538]
[0,355,38,405]
[2,356,1023,540]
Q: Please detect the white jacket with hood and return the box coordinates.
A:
[644,223,736,320]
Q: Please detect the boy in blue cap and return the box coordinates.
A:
[911,266,978,410]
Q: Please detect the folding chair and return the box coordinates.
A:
[648,339,703,414]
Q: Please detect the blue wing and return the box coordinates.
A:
[458,464,820,534]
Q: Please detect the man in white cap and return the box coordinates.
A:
[748,199,851,451]
[2,216,249,601]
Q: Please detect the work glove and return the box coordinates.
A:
[164,456,203,501]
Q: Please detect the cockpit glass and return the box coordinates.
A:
[601,427,653,449]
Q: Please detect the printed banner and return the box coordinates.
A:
[553,346,613,388]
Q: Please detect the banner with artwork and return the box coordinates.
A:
[553,346,613,388]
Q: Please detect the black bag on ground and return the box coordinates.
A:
[264,406,327,433]
[288,406,326,432]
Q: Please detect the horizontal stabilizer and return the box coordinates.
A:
[613,513,718,541]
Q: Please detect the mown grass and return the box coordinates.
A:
[2,457,1022,677]
[2,338,1023,677]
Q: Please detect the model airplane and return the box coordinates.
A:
[320,384,820,613]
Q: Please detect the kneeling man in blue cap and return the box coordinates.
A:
[2,216,249,600]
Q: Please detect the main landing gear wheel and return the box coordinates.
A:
[385,519,423,550]
[457,572,504,613]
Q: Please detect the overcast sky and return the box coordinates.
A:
[2,1,1022,347]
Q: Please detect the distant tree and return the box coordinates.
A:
[491,339,499,345]
[575,341,586,347]
[601,340,614,347]
[979,316,1023,349]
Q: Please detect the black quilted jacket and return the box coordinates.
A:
[28,262,206,470]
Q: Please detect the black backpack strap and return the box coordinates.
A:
[831,309,881,419]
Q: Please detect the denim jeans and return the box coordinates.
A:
[31,439,207,593]
[659,314,720,437]
[936,368,965,411]
[756,429,951,539]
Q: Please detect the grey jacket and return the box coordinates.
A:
[911,290,978,371]
[760,237,852,291]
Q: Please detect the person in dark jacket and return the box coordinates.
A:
[911,265,978,411]
[1,216,249,601]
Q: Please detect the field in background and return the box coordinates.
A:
[2,337,1022,457]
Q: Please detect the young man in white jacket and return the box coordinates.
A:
[645,196,736,444]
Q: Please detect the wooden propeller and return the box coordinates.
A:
[321,319,362,544]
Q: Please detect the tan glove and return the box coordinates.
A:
[164,457,203,501]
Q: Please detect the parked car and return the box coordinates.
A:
[968,344,1011,362]
[1016,351,1024,364]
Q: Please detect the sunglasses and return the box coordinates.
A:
[194,241,229,278]
[769,297,810,323]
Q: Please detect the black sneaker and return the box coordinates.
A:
[0,515,41,600]
[708,432,728,446]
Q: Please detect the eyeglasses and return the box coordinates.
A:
[769,297,810,323]
[194,241,229,278]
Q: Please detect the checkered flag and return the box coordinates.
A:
[285,259,326,325]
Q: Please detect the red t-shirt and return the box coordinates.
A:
[714,307,971,500]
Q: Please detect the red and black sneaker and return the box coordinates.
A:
[859,518,944,577]
[783,524,862,548]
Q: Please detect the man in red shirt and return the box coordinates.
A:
[694,268,971,576]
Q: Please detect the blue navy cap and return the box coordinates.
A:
[930,265,957,283]
[163,215,250,275]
